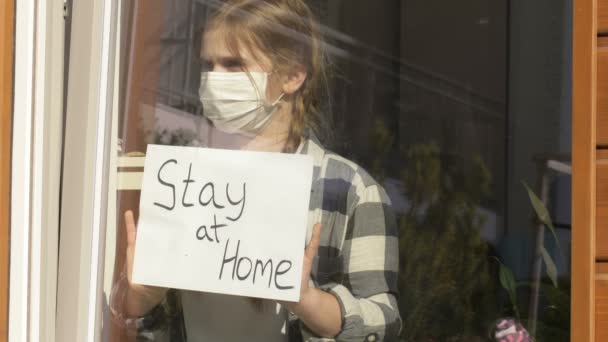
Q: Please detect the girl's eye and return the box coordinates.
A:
[202,60,214,71]
[219,57,245,71]
[201,57,245,72]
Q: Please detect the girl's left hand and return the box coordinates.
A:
[282,223,342,338]
[282,223,322,311]
[300,223,322,298]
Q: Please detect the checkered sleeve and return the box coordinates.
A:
[315,184,401,341]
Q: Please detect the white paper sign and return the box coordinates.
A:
[132,144,313,302]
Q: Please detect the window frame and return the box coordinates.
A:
[5,0,586,340]
[9,0,65,341]
[55,0,119,341]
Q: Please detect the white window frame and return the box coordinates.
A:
[55,0,119,341]
[9,0,66,341]
[8,0,120,341]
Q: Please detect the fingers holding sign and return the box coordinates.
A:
[122,210,168,316]
[124,210,138,285]
[301,223,322,295]
[125,210,137,246]
[282,223,342,338]
[305,224,322,262]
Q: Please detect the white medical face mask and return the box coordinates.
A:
[199,71,284,134]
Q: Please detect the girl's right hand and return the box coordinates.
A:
[124,210,146,293]
[124,210,167,315]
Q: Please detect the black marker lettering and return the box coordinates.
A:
[236,257,253,280]
[226,183,246,222]
[198,182,225,209]
[253,259,273,288]
[182,163,195,207]
[198,182,214,206]
[219,239,239,280]
[219,241,295,290]
[153,159,177,211]
[210,214,227,243]
[274,260,294,290]
[196,225,214,243]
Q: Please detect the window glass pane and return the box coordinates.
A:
[101,1,572,341]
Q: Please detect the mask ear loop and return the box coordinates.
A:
[270,92,285,106]
[265,70,285,107]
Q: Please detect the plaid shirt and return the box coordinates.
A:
[110,134,401,341]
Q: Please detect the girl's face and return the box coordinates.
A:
[201,28,284,103]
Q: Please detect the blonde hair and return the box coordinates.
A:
[206,0,329,152]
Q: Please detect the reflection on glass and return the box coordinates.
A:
[102,0,572,341]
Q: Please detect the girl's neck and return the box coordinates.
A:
[242,101,292,153]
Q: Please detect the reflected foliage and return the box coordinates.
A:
[396,143,497,341]
[153,128,201,147]
[533,281,570,342]
[369,120,570,341]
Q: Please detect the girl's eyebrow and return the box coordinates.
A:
[199,55,248,65]
[217,56,246,65]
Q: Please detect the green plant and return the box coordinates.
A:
[368,120,571,341]
[491,183,569,342]
[395,143,498,341]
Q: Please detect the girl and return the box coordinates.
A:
[111,0,401,341]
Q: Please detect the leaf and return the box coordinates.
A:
[541,246,558,288]
[523,181,566,261]
[523,182,555,232]
[498,261,519,317]
[499,263,517,299]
